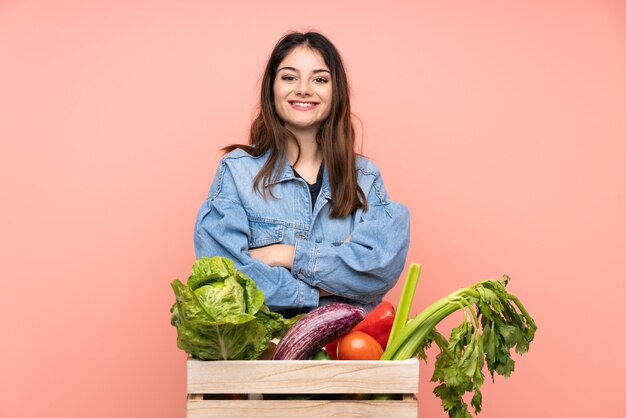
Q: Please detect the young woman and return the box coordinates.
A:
[194,31,410,315]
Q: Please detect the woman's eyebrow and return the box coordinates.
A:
[276,66,331,74]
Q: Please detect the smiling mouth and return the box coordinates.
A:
[289,101,319,110]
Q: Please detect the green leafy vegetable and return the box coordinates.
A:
[387,263,421,347]
[170,256,298,360]
[381,273,537,418]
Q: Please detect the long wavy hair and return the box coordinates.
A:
[223,31,366,218]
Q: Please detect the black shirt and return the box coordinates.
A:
[292,163,324,211]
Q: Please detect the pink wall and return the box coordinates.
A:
[1,1,625,417]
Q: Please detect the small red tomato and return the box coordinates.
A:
[337,331,384,360]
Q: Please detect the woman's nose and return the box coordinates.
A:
[295,80,312,96]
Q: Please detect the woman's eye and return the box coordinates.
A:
[314,77,329,83]
[281,75,297,81]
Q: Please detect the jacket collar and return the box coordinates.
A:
[267,152,331,200]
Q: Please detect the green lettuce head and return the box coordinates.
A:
[170,256,297,360]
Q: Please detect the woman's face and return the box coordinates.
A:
[273,46,333,136]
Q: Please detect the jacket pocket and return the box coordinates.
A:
[249,220,285,248]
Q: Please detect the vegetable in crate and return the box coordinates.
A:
[324,299,396,359]
[382,263,538,418]
[312,349,333,360]
[273,303,364,360]
[170,256,298,360]
[337,330,384,360]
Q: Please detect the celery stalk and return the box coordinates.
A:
[387,263,421,348]
[381,293,467,360]
[389,302,462,360]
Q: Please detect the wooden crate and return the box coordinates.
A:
[187,358,419,417]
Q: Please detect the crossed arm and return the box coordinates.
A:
[249,243,343,297]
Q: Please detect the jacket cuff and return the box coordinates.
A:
[293,238,319,286]
[296,278,319,308]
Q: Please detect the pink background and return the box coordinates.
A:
[1,1,625,417]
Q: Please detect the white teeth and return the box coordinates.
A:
[292,102,315,108]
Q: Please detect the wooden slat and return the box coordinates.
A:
[187,359,419,394]
[187,399,418,418]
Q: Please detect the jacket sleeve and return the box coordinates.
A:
[292,170,410,305]
[193,160,319,311]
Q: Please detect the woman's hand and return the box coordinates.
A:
[249,244,295,269]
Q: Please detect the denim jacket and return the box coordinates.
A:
[194,148,410,313]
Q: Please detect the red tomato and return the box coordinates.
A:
[337,331,384,360]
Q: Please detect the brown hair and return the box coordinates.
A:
[223,31,366,218]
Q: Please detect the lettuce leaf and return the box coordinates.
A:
[170,256,297,360]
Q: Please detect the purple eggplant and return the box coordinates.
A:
[273,303,365,360]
